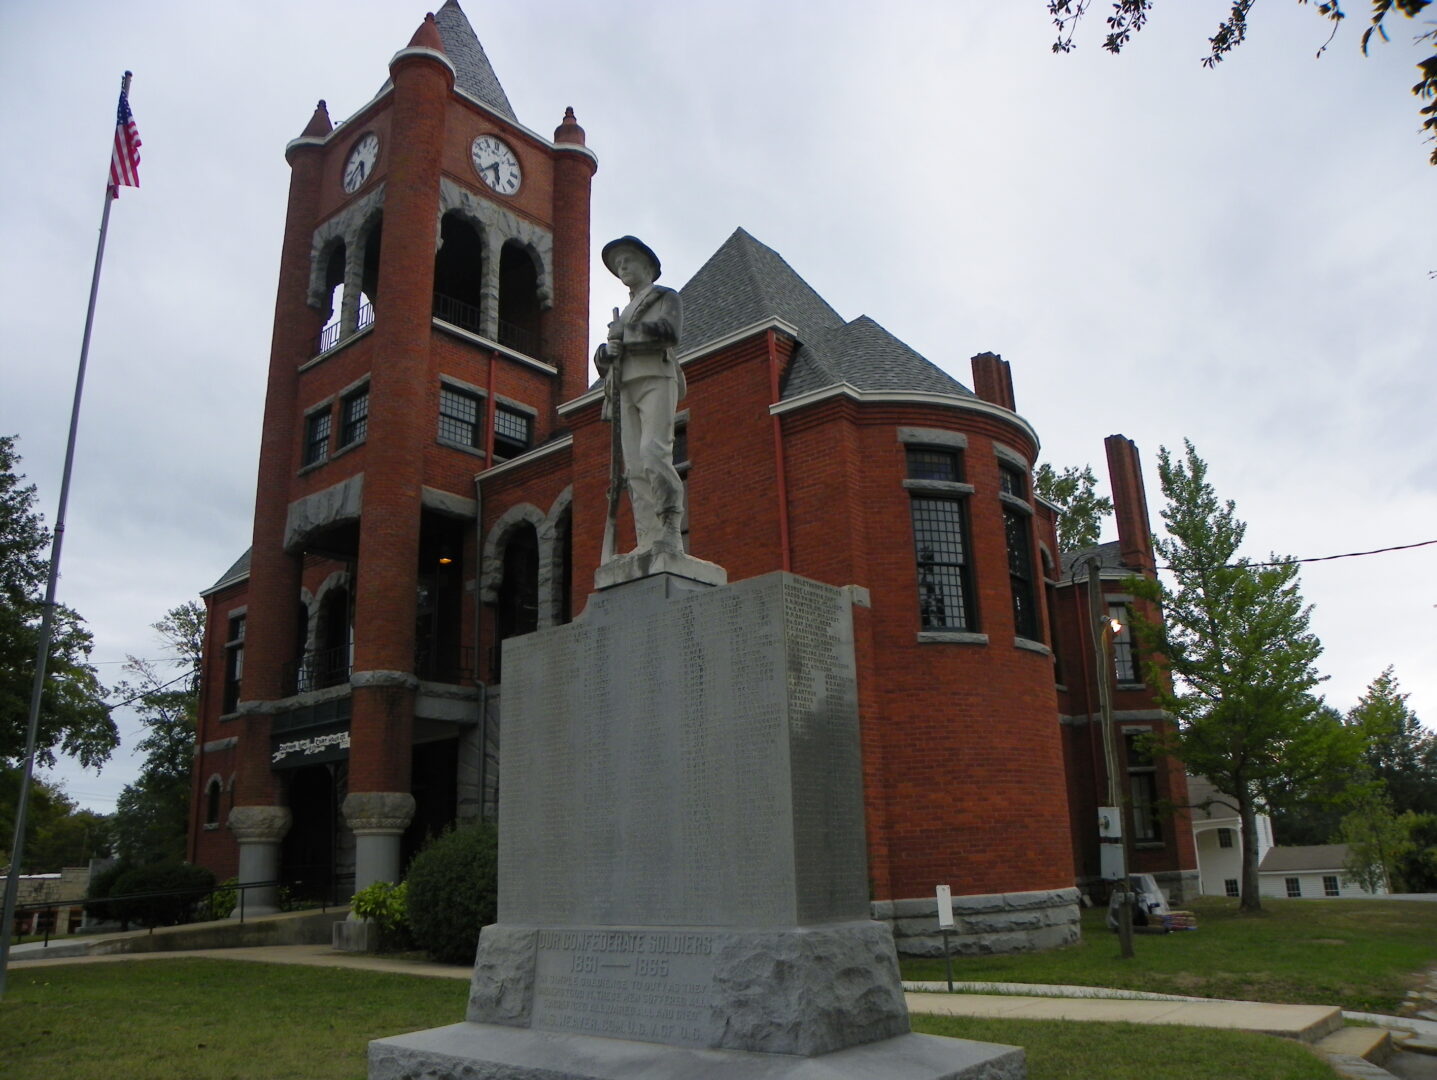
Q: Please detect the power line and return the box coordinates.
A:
[1157,537,1437,573]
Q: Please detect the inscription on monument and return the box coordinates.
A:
[530,929,718,1047]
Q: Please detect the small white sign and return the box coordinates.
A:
[935,884,954,929]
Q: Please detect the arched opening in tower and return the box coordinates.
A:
[432,212,484,334]
[497,240,541,357]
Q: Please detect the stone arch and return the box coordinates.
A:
[438,178,554,342]
[480,503,547,605]
[307,184,386,316]
[542,487,574,627]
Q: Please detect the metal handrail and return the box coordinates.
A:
[15,872,357,949]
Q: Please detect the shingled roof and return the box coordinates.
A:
[203,548,251,595]
[434,0,516,121]
[678,228,973,402]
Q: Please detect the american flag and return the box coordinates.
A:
[109,73,141,194]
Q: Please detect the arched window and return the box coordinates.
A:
[205,777,223,826]
[433,212,484,333]
[494,522,539,680]
[317,241,347,353]
[497,241,540,356]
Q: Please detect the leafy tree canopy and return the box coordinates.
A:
[1048,1,1437,164]
[0,435,115,770]
[108,602,202,866]
[1348,665,1437,817]
[1034,462,1114,552]
[0,769,111,872]
[1128,439,1359,910]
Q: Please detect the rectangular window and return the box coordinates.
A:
[1285,877,1302,898]
[1217,827,1234,849]
[1110,603,1137,682]
[1124,729,1161,843]
[1005,507,1038,640]
[912,497,974,631]
[1224,878,1239,898]
[303,409,331,467]
[493,405,533,459]
[1323,875,1340,897]
[998,463,1026,499]
[906,447,961,483]
[340,388,368,447]
[223,615,245,714]
[438,386,481,448]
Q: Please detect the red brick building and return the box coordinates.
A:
[189,2,1194,949]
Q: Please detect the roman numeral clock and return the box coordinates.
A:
[471,133,522,195]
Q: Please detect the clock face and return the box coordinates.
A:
[471,134,522,195]
[342,133,380,194]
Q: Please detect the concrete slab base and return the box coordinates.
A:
[369,1023,1024,1080]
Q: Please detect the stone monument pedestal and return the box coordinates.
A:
[370,571,1023,1079]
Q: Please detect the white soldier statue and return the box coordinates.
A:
[594,236,686,558]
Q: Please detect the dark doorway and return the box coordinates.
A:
[282,764,338,903]
[403,738,460,869]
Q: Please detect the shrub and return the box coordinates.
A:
[84,860,134,928]
[108,861,216,928]
[203,877,238,921]
[351,880,413,950]
[405,820,498,963]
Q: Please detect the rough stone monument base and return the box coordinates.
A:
[369,1025,1025,1080]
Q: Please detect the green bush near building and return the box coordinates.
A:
[405,820,499,964]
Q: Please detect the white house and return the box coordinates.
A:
[1258,844,1389,899]
[1187,775,1276,897]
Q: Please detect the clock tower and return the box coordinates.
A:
[208,2,596,907]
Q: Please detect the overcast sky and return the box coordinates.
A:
[3,1,1433,814]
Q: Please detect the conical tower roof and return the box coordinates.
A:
[433,0,516,121]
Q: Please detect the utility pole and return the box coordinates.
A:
[1088,556,1133,959]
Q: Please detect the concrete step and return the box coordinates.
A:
[905,992,1344,1043]
[1317,1026,1395,1065]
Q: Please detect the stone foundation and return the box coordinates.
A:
[873,888,1081,957]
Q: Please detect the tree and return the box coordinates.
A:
[0,769,110,871]
[1128,439,1357,911]
[1048,1,1437,165]
[1034,462,1114,551]
[0,435,115,769]
[1348,666,1437,818]
[108,602,202,865]
[1340,788,1414,892]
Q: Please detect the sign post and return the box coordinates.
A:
[936,884,955,992]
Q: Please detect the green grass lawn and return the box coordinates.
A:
[0,958,1343,1080]
[901,896,1437,1013]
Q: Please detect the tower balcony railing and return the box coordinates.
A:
[316,301,374,356]
[282,644,352,696]
[432,292,542,361]
[432,292,484,336]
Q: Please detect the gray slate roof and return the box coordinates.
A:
[1060,540,1125,578]
[434,0,516,121]
[678,228,973,402]
[1259,844,1353,874]
[204,548,251,595]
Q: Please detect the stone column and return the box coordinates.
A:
[341,236,365,338]
[343,791,416,891]
[479,230,502,340]
[228,805,292,917]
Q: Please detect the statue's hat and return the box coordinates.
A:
[601,235,661,282]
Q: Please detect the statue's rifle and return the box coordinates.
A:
[600,307,623,563]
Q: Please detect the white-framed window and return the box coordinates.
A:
[303,408,332,467]
[438,385,482,448]
[1217,827,1234,849]
[1110,602,1137,682]
[1224,878,1239,898]
[908,447,975,631]
[1123,727,1161,843]
[1285,877,1302,898]
[1323,875,1340,897]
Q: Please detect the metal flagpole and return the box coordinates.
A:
[0,77,130,1000]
